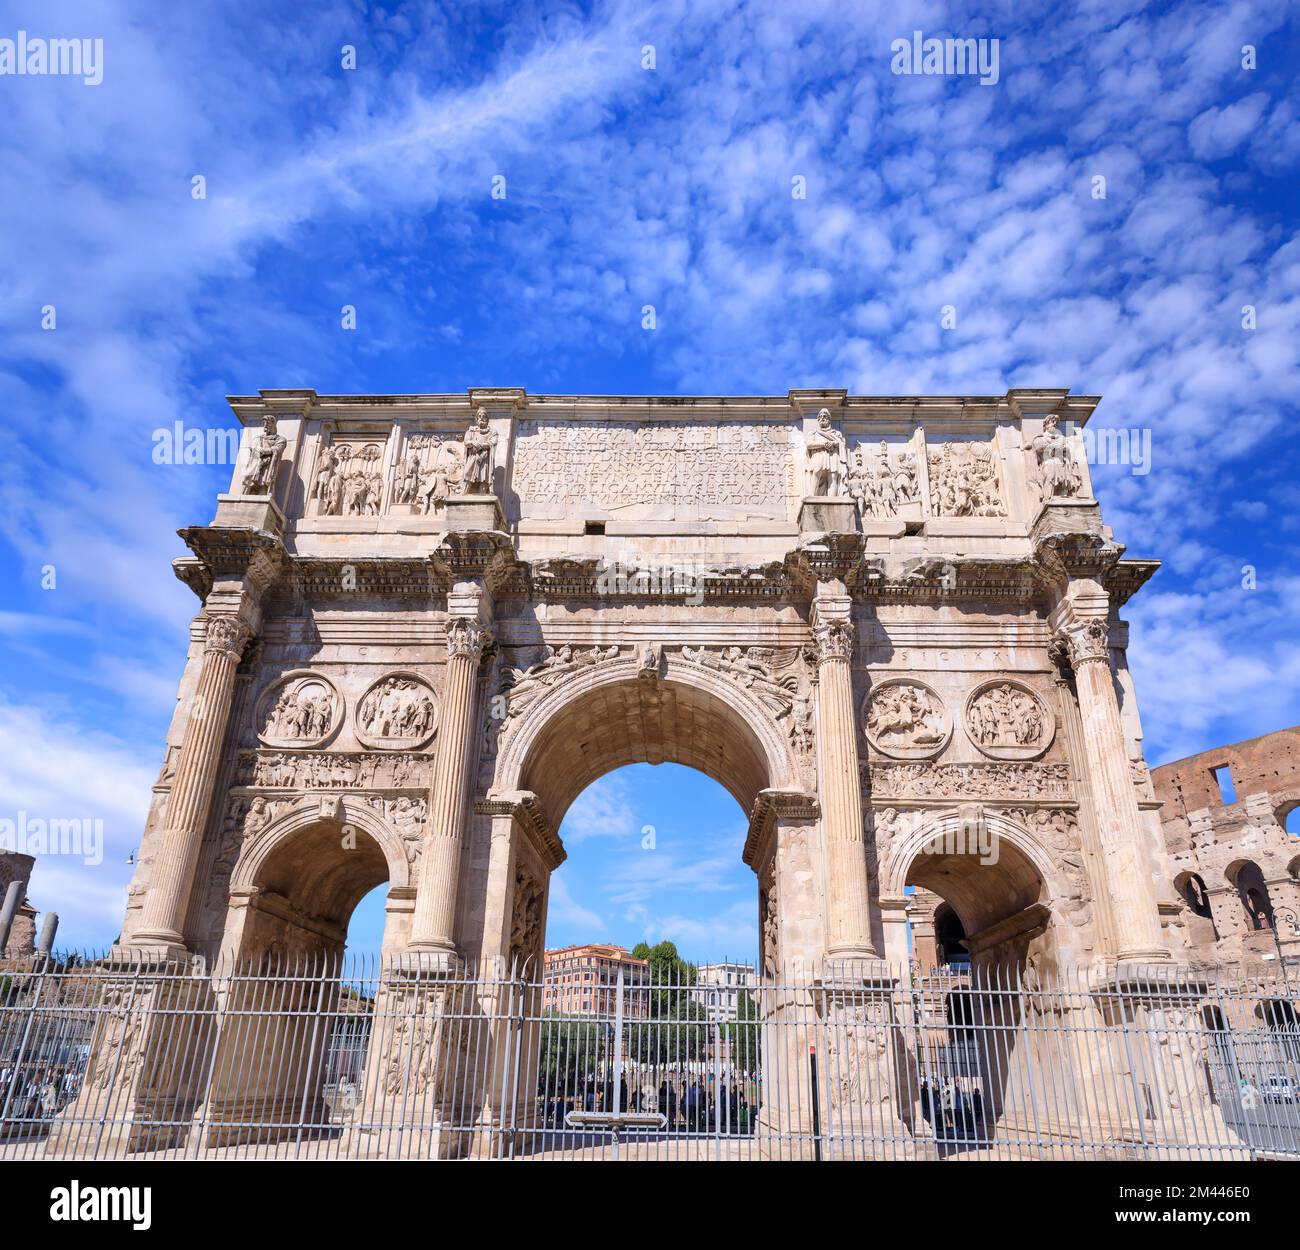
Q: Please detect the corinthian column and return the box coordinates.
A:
[1059,616,1167,962]
[133,615,253,955]
[812,587,879,963]
[409,609,492,955]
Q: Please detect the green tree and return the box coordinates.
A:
[537,1012,606,1089]
[624,940,708,1065]
[721,987,761,1074]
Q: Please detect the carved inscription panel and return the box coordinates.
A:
[511,420,796,519]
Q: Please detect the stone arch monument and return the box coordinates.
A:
[115,385,1185,979]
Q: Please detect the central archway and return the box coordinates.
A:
[496,658,802,830]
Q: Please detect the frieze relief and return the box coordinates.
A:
[862,679,951,760]
[235,749,431,790]
[964,680,1054,760]
[867,760,1073,802]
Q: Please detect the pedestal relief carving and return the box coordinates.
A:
[355,673,439,750]
[256,672,342,749]
[964,680,1054,760]
[862,679,951,759]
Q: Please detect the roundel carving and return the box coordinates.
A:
[964,679,1054,760]
[862,678,951,760]
[256,671,343,749]
[355,672,439,750]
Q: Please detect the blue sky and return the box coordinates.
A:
[1,0,1297,958]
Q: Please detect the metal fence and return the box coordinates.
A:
[1,953,1298,1160]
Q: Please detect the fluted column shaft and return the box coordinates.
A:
[135,616,251,950]
[813,593,878,961]
[410,616,490,952]
[1061,617,1166,961]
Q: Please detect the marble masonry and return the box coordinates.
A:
[109,386,1190,980]
[38,385,1259,1159]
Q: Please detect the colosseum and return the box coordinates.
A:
[1155,726,1300,969]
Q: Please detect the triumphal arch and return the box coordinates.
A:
[38,383,1262,1160]
[115,384,1182,983]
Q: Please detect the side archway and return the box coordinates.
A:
[879,809,1061,971]
[222,797,414,966]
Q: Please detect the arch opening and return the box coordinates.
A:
[515,675,777,834]
[542,763,756,969]
[230,817,393,967]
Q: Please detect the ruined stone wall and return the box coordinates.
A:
[1154,725,1300,966]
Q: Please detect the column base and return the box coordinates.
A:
[107,940,191,966]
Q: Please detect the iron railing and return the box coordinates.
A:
[1,953,1297,1160]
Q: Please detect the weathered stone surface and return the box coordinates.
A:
[1154,725,1300,967]
[112,388,1177,987]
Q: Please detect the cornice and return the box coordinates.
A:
[743,787,820,868]
[177,525,289,594]
[477,790,565,870]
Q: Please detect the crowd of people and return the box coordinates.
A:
[0,1065,80,1125]
[917,1075,989,1141]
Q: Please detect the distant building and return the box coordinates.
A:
[1154,724,1300,967]
[693,961,756,1021]
[542,943,649,1016]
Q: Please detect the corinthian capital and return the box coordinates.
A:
[813,617,854,664]
[446,617,492,661]
[1058,618,1110,668]
[204,615,253,660]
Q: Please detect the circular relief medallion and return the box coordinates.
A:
[862,679,952,760]
[355,672,439,750]
[256,672,343,749]
[964,679,1054,760]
